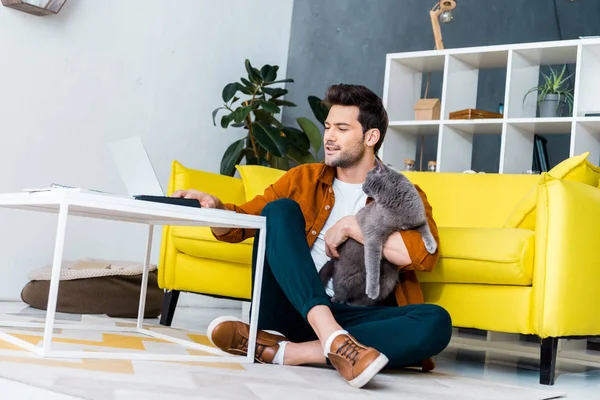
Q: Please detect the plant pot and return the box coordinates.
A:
[539,94,565,118]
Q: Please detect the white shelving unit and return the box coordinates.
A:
[382,38,600,367]
[381,38,600,173]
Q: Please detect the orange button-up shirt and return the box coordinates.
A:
[214,163,440,307]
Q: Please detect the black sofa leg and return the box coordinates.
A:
[540,337,558,385]
[159,290,180,326]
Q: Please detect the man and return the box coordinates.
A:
[173,84,452,388]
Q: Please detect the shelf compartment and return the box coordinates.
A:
[575,43,600,117]
[507,118,573,134]
[499,124,536,174]
[442,53,508,121]
[384,54,446,122]
[444,119,503,135]
[507,46,577,119]
[437,125,473,172]
[572,120,600,165]
[388,121,440,135]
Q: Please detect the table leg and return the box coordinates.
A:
[42,202,69,356]
[246,226,266,363]
[137,224,154,329]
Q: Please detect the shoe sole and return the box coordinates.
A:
[206,315,285,362]
[348,353,389,389]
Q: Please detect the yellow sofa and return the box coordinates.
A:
[158,154,600,385]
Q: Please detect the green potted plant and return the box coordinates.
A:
[523,64,574,118]
[212,59,329,176]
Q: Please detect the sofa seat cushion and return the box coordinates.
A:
[171,226,253,266]
[418,227,535,286]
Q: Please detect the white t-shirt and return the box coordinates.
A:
[310,178,368,297]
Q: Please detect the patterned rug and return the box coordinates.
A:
[0,308,564,400]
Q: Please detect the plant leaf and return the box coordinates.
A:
[259,100,281,114]
[264,78,294,86]
[212,107,226,126]
[253,109,283,129]
[272,156,290,170]
[287,146,317,164]
[222,83,238,103]
[260,65,277,83]
[245,59,262,83]
[272,99,297,107]
[236,82,252,95]
[220,138,245,176]
[221,113,234,129]
[252,122,288,157]
[297,117,322,153]
[262,87,288,97]
[282,127,310,151]
[308,96,330,126]
[241,77,255,90]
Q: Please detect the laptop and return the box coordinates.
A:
[108,136,201,208]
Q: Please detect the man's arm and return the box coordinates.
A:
[173,167,297,243]
[338,222,411,266]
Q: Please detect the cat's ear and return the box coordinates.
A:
[375,158,387,173]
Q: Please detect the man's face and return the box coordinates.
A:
[323,105,366,168]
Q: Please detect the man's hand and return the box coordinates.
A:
[171,189,225,209]
[172,189,231,237]
[324,216,361,258]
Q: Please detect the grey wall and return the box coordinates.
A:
[283,0,600,171]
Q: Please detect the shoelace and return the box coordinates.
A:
[335,339,362,366]
[237,336,268,361]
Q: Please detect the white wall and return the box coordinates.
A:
[0,0,293,305]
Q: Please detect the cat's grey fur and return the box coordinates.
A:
[319,160,437,306]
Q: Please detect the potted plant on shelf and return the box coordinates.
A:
[523,64,574,118]
[212,59,329,176]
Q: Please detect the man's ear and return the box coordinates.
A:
[365,129,380,148]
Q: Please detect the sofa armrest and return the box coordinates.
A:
[532,179,600,337]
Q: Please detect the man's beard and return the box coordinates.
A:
[325,140,366,168]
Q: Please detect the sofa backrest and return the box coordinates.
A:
[403,172,540,228]
[169,161,246,205]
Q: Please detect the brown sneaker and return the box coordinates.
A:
[327,333,389,388]
[207,316,287,364]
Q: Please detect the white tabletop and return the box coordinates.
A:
[0,191,265,229]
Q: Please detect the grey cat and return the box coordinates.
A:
[319,160,437,306]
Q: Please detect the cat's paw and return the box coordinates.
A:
[331,295,344,304]
[423,236,438,254]
[366,284,380,300]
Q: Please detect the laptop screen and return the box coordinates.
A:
[108,136,165,197]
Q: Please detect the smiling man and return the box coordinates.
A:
[172,84,452,388]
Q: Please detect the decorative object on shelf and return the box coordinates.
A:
[498,103,504,114]
[403,159,416,171]
[1,0,66,16]
[213,59,329,176]
[449,108,503,119]
[414,98,441,120]
[427,161,437,172]
[429,0,457,50]
[523,64,574,118]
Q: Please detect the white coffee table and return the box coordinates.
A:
[0,190,267,364]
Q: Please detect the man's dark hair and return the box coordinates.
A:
[323,84,389,154]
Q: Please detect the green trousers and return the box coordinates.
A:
[251,199,452,368]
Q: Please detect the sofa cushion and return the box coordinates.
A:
[171,226,253,265]
[504,152,600,230]
[236,165,286,201]
[417,227,535,286]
